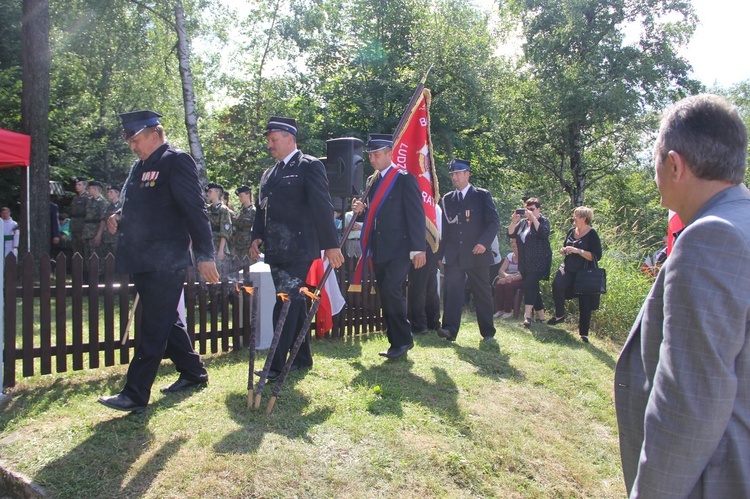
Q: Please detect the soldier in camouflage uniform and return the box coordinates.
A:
[83,181,110,272]
[232,185,257,270]
[100,185,122,259]
[69,177,90,257]
[206,182,232,275]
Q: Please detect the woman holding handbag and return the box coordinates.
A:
[548,206,602,342]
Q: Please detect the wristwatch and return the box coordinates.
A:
[579,248,583,254]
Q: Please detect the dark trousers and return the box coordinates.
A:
[374,258,413,349]
[494,279,524,313]
[270,260,314,372]
[551,270,595,336]
[121,269,207,406]
[442,264,496,338]
[407,249,440,332]
[522,271,546,312]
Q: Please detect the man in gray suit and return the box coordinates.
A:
[615,94,750,497]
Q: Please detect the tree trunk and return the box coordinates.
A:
[174,0,207,185]
[21,0,51,260]
[568,123,585,207]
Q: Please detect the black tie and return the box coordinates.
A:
[271,161,284,181]
[372,172,382,191]
[458,191,463,202]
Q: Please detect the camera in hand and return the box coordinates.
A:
[515,208,526,215]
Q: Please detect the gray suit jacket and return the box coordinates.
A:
[615,184,750,498]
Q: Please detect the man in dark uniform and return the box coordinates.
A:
[98,110,219,413]
[407,203,442,334]
[437,159,500,343]
[100,185,122,259]
[206,182,232,275]
[232,185,256,267]
[69,177,89,257]
[250,116,344,380]
[351,134,426,358]
[83,180,109,271]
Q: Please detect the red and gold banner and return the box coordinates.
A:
[392,89,440,253]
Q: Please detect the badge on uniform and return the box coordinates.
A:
[224,223,231,230]
[140,171,159,187]
[465,209,471,222]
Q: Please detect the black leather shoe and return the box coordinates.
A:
[98,394,146,414]
[254,369,280,381]
[436,328,456,341]
[378,343,413,358]
[547,315,566,325]
[160,378,207,393]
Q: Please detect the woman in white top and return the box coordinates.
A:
[493,238,524,318]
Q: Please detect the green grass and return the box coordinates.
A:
[0,314,626,498]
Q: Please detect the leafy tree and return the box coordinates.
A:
[719,80,750,161]
[500,0,702,207]
[49,0,187,185]
[0,0,24,208]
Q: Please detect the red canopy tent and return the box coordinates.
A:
[0,128,31,168]
[1,128,30,392]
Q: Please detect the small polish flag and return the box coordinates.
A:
[306,252,345,337]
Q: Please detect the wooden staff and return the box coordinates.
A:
[245,285,259,408]
[266,290,321,414]
[253,295,291,409]
[120,292,139,346]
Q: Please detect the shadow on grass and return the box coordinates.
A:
[0,373,124,433]
[214,373,335,454]
[348,359,465,427]
[415,332,524,381]
[454,340,524,381]
[33,394,188,497]
[533,325,616,370]
[312,333,370,359]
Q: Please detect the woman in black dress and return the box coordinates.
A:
[547,206,602,342]
[508,197,552,327]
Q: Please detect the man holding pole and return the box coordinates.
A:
[250,116,343,381]
[98,110,219,414]
[351,133,426,358]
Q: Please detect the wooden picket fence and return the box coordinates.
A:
[2,252,382,388]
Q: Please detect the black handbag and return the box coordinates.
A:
[574,257,607,295]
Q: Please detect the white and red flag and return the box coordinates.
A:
[306,253,345,337]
